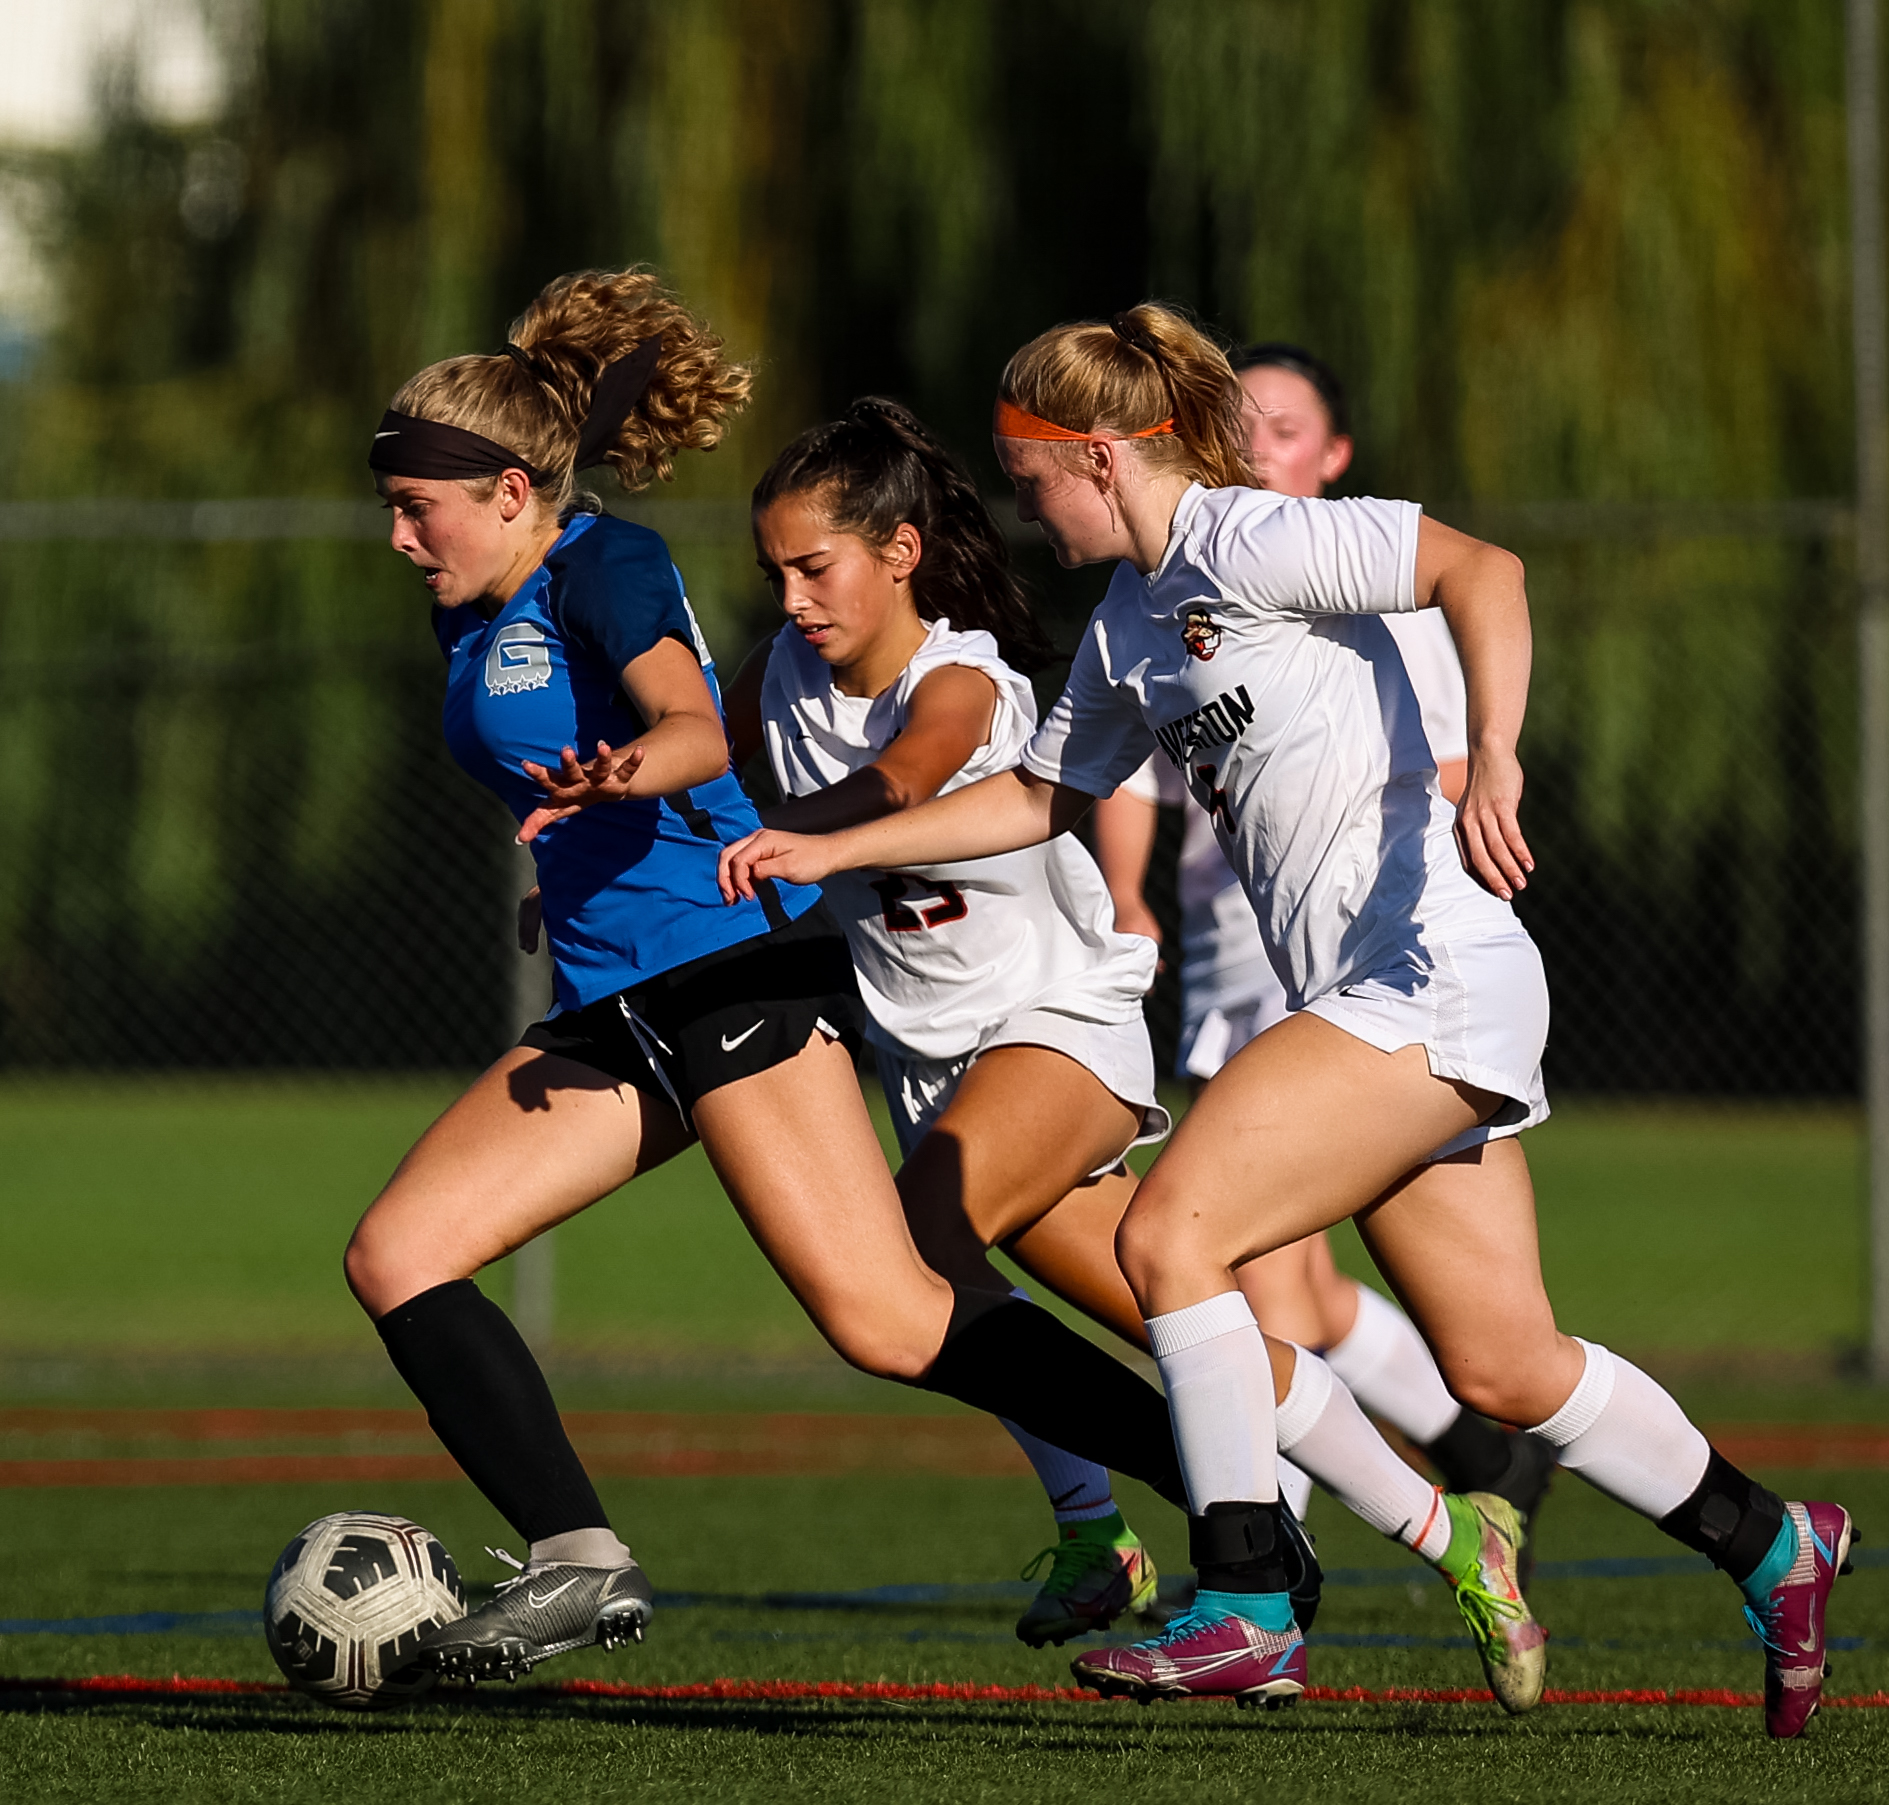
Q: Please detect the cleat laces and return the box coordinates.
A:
[486,1546,531,1598]
[1021,1536,1114,1597]
[1139,1603,1229,1649]
[1742,1598,1787,1655]
[1449,1568,1527,1659]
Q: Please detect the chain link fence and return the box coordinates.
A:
[0,502,1862,1098]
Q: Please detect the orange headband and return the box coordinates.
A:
[993,398,1176,442]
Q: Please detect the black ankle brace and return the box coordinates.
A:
[1656,1448,1786,1582]
[1190,1500,1290,1595]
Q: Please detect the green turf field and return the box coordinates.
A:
[1,1080,1884,1800]
[0,1079,1866,1381]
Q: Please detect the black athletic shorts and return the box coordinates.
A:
[517,903,863,1118]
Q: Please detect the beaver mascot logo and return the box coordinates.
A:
[1181,606,1222,662]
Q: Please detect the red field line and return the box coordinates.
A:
[6,1673,1889,1712]
[0,1409,1030,1488]
[2,1408,1886,1488]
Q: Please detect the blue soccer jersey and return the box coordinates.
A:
[435,510,818,1011]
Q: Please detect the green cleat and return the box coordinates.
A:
[1432,1491,1547,1714]
[1015,1510,1159,1648]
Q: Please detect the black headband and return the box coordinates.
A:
[367,335,665,484]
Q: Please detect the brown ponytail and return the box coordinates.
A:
[389,267,752,511]
[999,302,1252,491]
[754,398,1059,674]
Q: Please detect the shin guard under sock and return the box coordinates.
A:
[1656,1447,1788,1584]
[375,1278,608,1544]
[918,1290,1188,1509]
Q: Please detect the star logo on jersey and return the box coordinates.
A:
[1181,605,1222,662]
[485,622,553,696]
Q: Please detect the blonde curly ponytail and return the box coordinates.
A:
[388,267,753,511]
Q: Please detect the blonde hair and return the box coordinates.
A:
[998,302,1252,491]
[390,267,753,511]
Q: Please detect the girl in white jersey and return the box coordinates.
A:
[1094,344,1558,1549]
[720,306,1853,1736]
[722,398,1169,1644]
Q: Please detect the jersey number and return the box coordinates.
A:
[869,876,968,933]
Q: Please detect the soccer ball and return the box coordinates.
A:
[264,1512,466,1710]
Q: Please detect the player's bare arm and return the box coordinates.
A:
[1089,784,1163,946]
[719,766,1086,901]
[1412,513,1534,900]
[760,664,999,835]
[516,636,731,843]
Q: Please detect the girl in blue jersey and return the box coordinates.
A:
[345,268,1203,1684]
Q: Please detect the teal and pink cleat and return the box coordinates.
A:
[1743,1500,1856,1740]
[1070,1599,1306,1709]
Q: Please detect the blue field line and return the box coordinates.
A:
[0,1609,259,1637]
[5,1545,1882,1637]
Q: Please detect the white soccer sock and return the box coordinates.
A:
[1277,1457,1314,1521]
[1145,1290,1278,1511]
[1529,1338,1710,1520]
[528,1528,634,1570]
[1001,1418,1117,1522]
[1322,1280,1462,1447]
[1274,1344,1452,1561]
[998,1288,1116,1521]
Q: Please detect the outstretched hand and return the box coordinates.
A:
[718,828,844,902]
[1453,748,1534,901]
[517,740,646,844]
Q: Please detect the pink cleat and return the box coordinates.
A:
[1743,1501,1855,1740]
[1070,1603,1306,1710]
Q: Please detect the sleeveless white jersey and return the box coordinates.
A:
[1022,483,1522,1012]
[762,616,1157,1059]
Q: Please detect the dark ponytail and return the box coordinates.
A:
[752,398,1058,674]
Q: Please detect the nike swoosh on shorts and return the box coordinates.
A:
[720,1020,764,1052]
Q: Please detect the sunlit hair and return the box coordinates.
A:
[753,398,1058,675]
[998,302,1253,492]
[389,267,752,513]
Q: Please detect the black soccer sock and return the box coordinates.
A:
[1190,1500,1292,1595]
[1420,1409,1517,1494]
[375,1278,610,1545]
[917,1289,1188,1509]
[1655,1447,1786,1583]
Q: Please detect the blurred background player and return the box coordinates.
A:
[1092,342,1558,1543]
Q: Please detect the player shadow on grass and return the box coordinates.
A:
[0,1686,1730,1744]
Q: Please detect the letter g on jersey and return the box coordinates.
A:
[486,623,553,696]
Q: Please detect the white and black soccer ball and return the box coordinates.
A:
[264,1512,465,1710]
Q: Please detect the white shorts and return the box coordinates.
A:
[874,1008,1172,1168]
[1299,929,1550,1161]
[1177,882,1287,1080]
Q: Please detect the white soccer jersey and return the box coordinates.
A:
[762,616,1156,1059]
[1024,483,1520,1012]
[1119,606,1469,1008]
